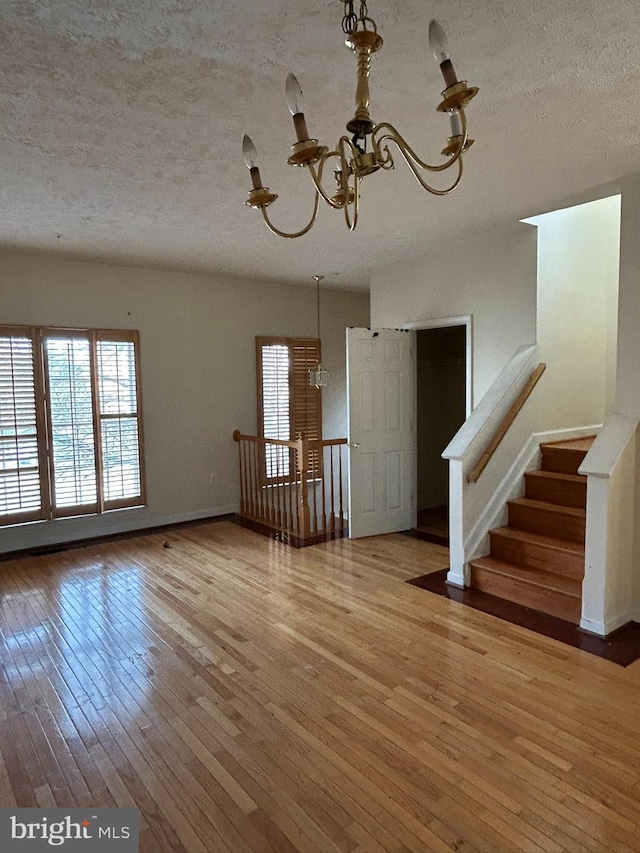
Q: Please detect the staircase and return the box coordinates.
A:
[469,437,595,623]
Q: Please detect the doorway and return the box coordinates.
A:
[414,324,467,544]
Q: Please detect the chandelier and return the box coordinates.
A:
[242,0,478,239]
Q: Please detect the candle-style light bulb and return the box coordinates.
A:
[286,73,305,116]
[285,73,310,143]
[428,19,459,89]
[242,135,264,190]
[242,134,258,169]
[429,20,449,64]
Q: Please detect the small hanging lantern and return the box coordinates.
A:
[309,274,330,388]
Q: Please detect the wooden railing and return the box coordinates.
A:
[233,431,348,544]
[467,362,546,484]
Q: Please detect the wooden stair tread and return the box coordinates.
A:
[540,436,596,452]
[470,556,582,597]
[523,469,587,508]
[508,497,586,519]
[490,525,584,555]
[524,470,586,484]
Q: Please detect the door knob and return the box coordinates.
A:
[350,442,360,448]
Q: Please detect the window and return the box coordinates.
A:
[0,326,144,525]
[256,337,322,479]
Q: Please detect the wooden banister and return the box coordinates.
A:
[233,430,297,448]
[467,362,546,484]
[233,430,347,544]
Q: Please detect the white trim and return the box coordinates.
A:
[401,314,473,415]
[0,503,239,554]
[579,415,640,477]
[580,609,637,637]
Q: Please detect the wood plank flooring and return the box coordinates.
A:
[1,521,640,852]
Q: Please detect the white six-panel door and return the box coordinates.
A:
[346,327,414,539]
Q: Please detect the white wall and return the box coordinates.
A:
[616,176,640,620]
[635,428,640,622]
[526,195,620,428]
[370,222,538,405]
[0,252,369,552]
[616,177,640,417]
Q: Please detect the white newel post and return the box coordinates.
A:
[579,416,639,635]
[447,458,466,587]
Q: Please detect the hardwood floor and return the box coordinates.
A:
[1,521,640,852]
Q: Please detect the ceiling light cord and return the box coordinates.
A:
[315,274,322,340]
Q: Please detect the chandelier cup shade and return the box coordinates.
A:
[243,1,479,238]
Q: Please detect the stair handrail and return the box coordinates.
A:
[467,362,546,483]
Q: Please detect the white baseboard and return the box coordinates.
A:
[464,424,602,565]
[579,616,607,636]
[580,607,638,637]
[0,503,240,554]
[446,569,465,587]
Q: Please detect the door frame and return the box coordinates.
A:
[400,314,473,529]
[401,314,473,416]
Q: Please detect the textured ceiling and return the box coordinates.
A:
[1,0,639,289]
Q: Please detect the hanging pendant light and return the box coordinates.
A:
[309,275,330,388]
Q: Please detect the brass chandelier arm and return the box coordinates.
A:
[396,142,464,196]
[337,136,361,230]
[260,191,320,239]
[372,109,468,173]
[308,151,348,209]
[308,136,360,211]
[343,176,360,230]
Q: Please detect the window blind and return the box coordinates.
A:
[257,337,322,481]
[260,342,291,478]
[0,330,43,521]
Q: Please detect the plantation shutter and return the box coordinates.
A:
[256,337,322,480]
[96,331,144,507]
[291,339,322,446]
[257,339,291,478]
[0,328,45,523]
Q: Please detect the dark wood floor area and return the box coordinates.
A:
[415,505,449,545]
[1,522,640,851]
